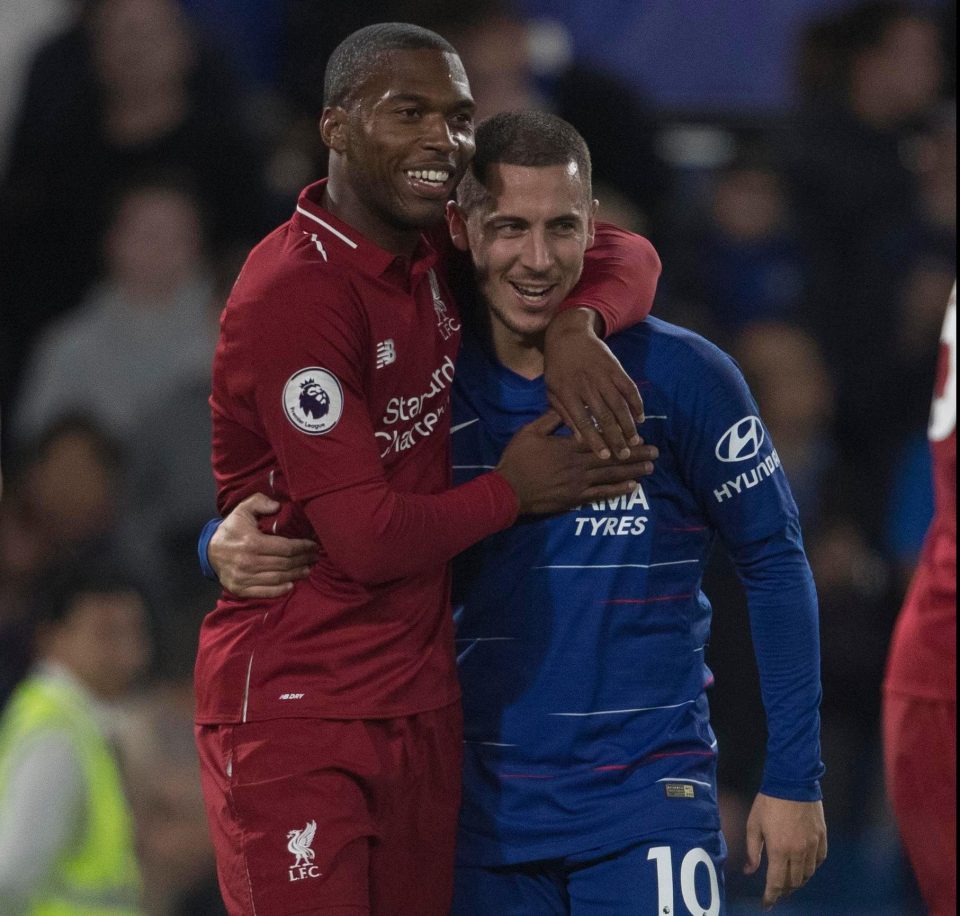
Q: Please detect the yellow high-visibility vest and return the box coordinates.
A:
[0,674,143,915]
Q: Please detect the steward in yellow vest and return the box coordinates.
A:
[0,563,149,915]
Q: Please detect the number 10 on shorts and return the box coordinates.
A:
[648,846,721,916]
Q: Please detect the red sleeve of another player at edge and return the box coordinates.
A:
[561,223,662,335]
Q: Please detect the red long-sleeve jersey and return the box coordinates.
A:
[195,180,661,723]
[886,285,957,702]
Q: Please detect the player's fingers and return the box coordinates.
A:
[786,853,808,894]
[547,394,583,444]
[554,380,611,459]
[244,557,313,576]
[803,831,827,884]
[247,534,318,560]
[615,372,646,426]
[527,409,564,436]
[586,443,658,469]
[581,383,630,460]
[224,567,311,598]
[261,566,311,584]
[762,857,788,910]
[579,482,640,502]
[598,376,644,447]
[586,458,655,486]
[236,493,281,519]
[611,390,643,450]
[744,822,764,875]
[801,844,819,885]
[227,583,297,600]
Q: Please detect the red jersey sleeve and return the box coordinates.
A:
[215,258,518,587]
[561,223,662,336]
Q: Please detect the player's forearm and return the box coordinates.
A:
[305,472,518,585]
[562,223,661,336]
[732,524,825,801]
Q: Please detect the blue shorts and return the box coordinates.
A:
[453,829,727,915]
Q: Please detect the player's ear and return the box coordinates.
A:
[446,201,471,252]
[586,199,600,248]
[320,107,348,153]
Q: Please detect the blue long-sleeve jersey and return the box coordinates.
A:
[451,317,823,867]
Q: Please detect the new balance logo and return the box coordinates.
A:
[377,339,397,369]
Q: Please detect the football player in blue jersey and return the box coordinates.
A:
[206,111,827,914]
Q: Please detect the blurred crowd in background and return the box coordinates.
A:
[0,0,955,913]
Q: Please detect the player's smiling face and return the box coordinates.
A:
[451,162,597,343]
[333,49,476,235]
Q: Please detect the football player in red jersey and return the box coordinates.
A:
[194,23,661,916]
[883,283,956,916]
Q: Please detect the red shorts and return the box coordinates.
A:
[196,703,463,916]
[882,690,957,916]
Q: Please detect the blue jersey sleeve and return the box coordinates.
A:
[731,526,824,801]
[668,335,823,799]
[673,341,799,546]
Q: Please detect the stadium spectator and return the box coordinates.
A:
[0,416,126,608]
[411,0,671,236]
[0,559,150,913]
[14,177,216,449]
[733,323,837,528]
[669,157,806,344]
[731,323,894,838]
[785,0,948,539]
[0,0,77,174]
[124,672,225,915]
[0,415,147,703]
[119,254,245,622]
[0,0,267,427]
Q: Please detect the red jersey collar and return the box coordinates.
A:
[293,180,439,279]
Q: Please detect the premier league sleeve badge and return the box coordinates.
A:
[283,368,344,435]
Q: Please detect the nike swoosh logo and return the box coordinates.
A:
[451,418,480,434]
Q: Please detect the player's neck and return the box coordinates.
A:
[323,176,422,259]
[489,319,545,380]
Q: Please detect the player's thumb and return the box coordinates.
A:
[744,819,764,875]
[238,492,281,519]
[528,409,563,437]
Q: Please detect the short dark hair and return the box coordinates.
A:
[799,2,936,100]
[29,414,123,475]
[457,111,593,213]
[32,554,144,629]
[323,22,458,109]
[843,2,930,51]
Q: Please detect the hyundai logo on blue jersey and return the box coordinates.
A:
[715,416,765,463]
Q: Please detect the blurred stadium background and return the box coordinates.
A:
[0,1,954,913]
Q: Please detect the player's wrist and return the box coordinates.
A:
[758,777,823,803]
[546,306,604,341]
[198,518,224,582]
